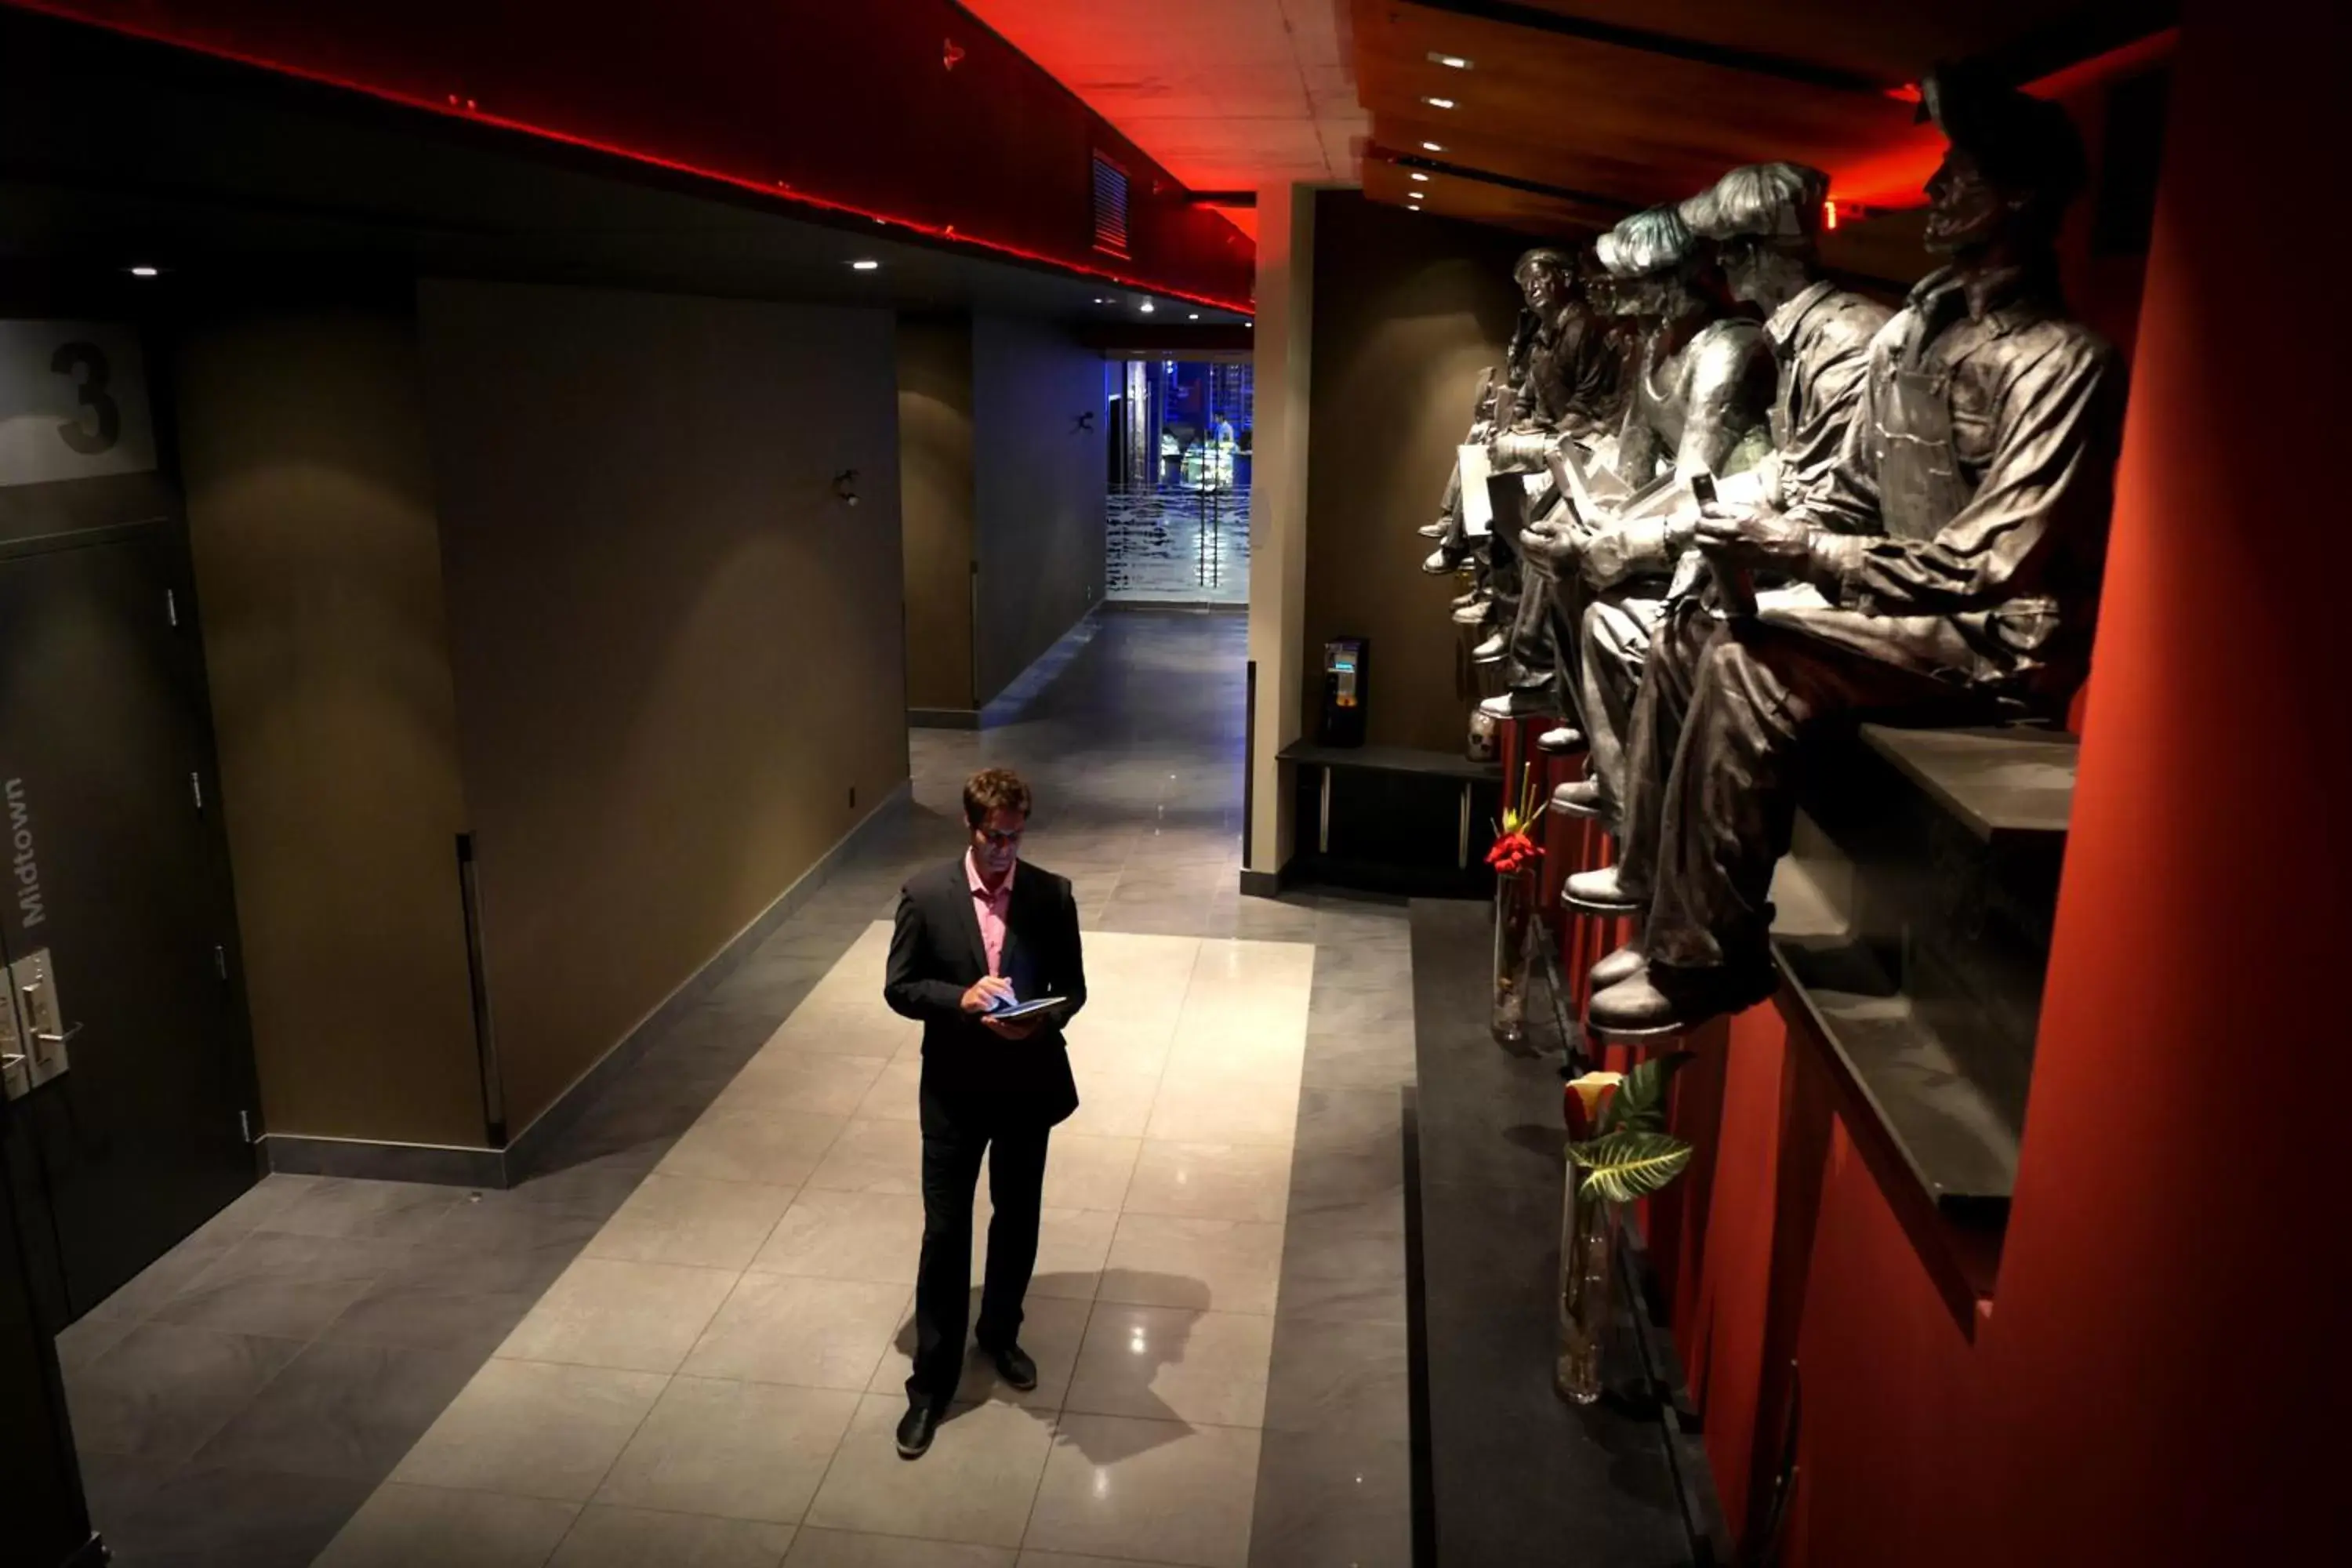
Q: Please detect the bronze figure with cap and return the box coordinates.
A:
[1571,67,2126,1038]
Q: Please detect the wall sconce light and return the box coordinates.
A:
[942,38,965,70]
[1072,412,1096,434]
[833,469,861,507]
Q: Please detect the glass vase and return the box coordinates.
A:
[1555,1170,1612,1404]
[1491,869,1539,1045]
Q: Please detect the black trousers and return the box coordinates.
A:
[1616,608,1998,972]
[908,1111,1050,1406]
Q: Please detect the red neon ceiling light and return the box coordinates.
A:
[9,0,1258,314]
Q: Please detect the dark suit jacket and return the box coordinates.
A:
[883,858,1087,1131]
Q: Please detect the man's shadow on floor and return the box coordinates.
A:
[887,1271,1219,1465]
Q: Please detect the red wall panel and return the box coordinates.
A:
[4,0,1255,310]
[1647,2,2346,1561]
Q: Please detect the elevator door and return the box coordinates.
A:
[0,524,257,1323]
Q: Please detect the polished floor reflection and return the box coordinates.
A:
[59,609,1414,1566]
[316,924,1309,1566]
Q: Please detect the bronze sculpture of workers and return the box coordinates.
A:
[1468,248,1625,670]
[1551,162,1893,831]
[1479,201,1776,804]
[1570,66,2126,1037]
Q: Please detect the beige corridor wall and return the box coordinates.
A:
[175,305,485,1147]
[418,280,909,1134]
[898,315,977,714]
[1304,191,1529,752]
[971,314,1105,704]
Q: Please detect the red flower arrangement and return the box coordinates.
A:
[1485,829,1542,876]
[1484,767,1548,876]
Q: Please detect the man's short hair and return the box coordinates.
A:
[964,768,1033,827]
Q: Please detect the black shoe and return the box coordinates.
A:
[895,1399,942,1459]
[983,1341,1039,1392]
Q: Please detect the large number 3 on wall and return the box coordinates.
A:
[50,341,120,456]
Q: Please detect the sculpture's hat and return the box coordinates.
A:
[1919,63,2087,207]
[1512,247,1573,289]
[1595,206,1693,278]
[1679,163,1831,241]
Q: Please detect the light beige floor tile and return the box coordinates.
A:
[1161,1018,1308,1085]
[975,1206,1116,1302]
[851,1058,925,1123]
[804,1119,927,1195]
[866,1293,1090,1410]
[1058,1071,1163,1140]
[893,1029,927,1064]
[316,1483,580,1568]
[767,1014,920,1059]
[551,1504,798,1567]
[1038,1134,1141,1213]
[804,1394,1053,1548]
[1190,939,1316,990]
[1099,1214,1284,1316]
[1018,1554,1196,1568]
[1143,1072,1299,1148]
[718,1054,893,1118]
[586,1174,798,1271]
[500,1256,740,1374]
[752,1189,927,1284]
[1022,1415,1259,1568]
[1063,1304,1272,1429]
[660,1108,850,1186]
[1061,1020,1174,1078]
[390,1359,668,1501]
[788,1527,1014,1566]
[1121,1143,1292,1224]
[595,1376,860,1523]
[684,1274,909,1389]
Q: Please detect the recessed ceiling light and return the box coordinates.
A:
[128,266,159,278]
[1189,313,1200,321]
[1410,172,1430,183]
[850,260,880,270]
[1428,53,1472,70]
[1422,96,1455,110]
[1421,141,1444,153]
[1141,301,1156,314]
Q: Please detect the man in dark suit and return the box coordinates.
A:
[882,767,1086,1458]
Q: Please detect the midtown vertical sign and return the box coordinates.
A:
[8,779,44,929]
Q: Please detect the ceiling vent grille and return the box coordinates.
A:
[1091,154,1131,258]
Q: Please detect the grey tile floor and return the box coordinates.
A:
[56,608,1415,1566]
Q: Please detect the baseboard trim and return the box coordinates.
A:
[263,777,916,1190]
[501,775,915,1182]
[978,607,1102,727]
[1238,865,1290,899]
[1104,597,1248,614]
[263,1134,508,1189]
[909,707,980,730]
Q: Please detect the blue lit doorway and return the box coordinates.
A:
[1104,357,1252,604]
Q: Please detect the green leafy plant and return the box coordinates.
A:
[1566,1051,1696,1201]
[1568,1130,1694,1203]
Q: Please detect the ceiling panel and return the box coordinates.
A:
[1351,1,2172,228]
[1356,1,1927,194]
[1363,158,1613,241]
[960,0,1368,191]
[1502,1,2103,85]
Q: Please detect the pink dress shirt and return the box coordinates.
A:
[965,850,1014,978]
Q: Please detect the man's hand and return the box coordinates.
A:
[1695,503,1813,570]
[960,975,1015,1014]
[982,1014,1041,1041]
[1519,525,1586,567]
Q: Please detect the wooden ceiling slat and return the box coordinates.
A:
[1362,159,1611,241]
[1493,1,2094,86]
